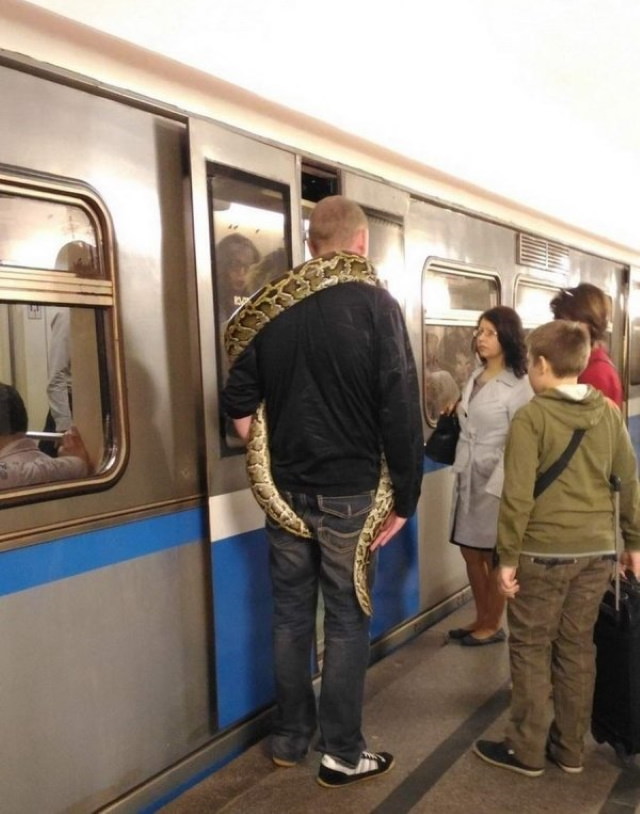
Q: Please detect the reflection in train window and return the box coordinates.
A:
[423,268,498,317]
[514,279,561,330]
[0,195,98,273]
[207,165,292,455]
[422,262,499,426]
[0,176,121,498]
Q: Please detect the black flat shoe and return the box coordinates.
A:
[460,629,506,647]
[448,627,474,640]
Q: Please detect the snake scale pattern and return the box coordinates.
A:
[225,251,394,616]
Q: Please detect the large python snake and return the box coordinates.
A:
[224,251,394,616]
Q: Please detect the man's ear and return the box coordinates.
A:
[352,227,369,257]
[538,355,550,375]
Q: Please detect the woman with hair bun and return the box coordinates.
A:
[549,283,623,407]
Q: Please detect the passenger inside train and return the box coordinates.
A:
[423,331,460,424]
[215,233,261,320]
[440,327,475,391]
[39,242,97,452]
[0,382,91,489]
[249,246,289,291]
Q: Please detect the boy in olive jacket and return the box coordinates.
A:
[474,320,640,777]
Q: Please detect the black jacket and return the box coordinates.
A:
[222,281,423,517]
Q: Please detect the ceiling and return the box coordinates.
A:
[21,0,640,253]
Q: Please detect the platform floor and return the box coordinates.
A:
[160,603,640,814]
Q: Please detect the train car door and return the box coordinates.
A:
[339,172,422,640]
[188,118,301,729]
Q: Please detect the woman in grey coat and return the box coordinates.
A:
[448,307,532,646]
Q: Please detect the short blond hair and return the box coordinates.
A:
[308,196,368,254]
[527,320,590,377]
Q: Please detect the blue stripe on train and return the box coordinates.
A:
[629,413,640,461]
[0,503,420,729]
[212,516,420,727]
[0,507,206,597]
[211,528,275,727]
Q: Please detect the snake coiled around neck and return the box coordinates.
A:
[224,251,394,615]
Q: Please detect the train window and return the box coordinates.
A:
[0,195,98,273]
[423,268,498,318]
[207,165,292,454]
[422,261,499,426]
[0,175,122,500]
[514,279,561,330]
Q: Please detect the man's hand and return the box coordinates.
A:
[621,550,640,580]
[440,401,460,416]
[370,511,406,551]
[498,565,519,598]
[232,416,252,442]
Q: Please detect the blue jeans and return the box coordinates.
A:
[268,490,376,767]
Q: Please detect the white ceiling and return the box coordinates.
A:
[22,0,640,252]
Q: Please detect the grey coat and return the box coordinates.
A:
[450,366,533,550]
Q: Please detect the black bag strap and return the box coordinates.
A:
[533,429,586,499]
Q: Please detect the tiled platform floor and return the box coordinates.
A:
[160,604,640,814]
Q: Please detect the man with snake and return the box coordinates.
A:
[222,195,423,788]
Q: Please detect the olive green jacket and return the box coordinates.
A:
[497,386,640,567]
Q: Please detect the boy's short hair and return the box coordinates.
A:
[527,320,590,377]
[0,382,28,435]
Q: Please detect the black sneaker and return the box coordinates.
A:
[546,743,583,774]
[317,750,394,787]
[272,755,298,768]
[473,740,544,777]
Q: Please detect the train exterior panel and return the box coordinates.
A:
[0,64,214,812]
[0,43,638,813]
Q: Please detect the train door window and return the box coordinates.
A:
[422,261,500,426]
[514,279,562,333]
[629,280,640,385]
[207,165,292,454]
[0,177,122,500]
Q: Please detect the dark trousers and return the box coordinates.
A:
[267,490,375,766]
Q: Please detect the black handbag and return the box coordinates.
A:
[424,413,460,465]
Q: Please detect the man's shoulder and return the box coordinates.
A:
[304,281,399,319]
[317,279,393,300]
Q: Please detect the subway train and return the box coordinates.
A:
[1,32,640,814]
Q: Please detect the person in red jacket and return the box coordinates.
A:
[550,283,623,407]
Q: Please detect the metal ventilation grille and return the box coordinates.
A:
[517,234,569,272]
